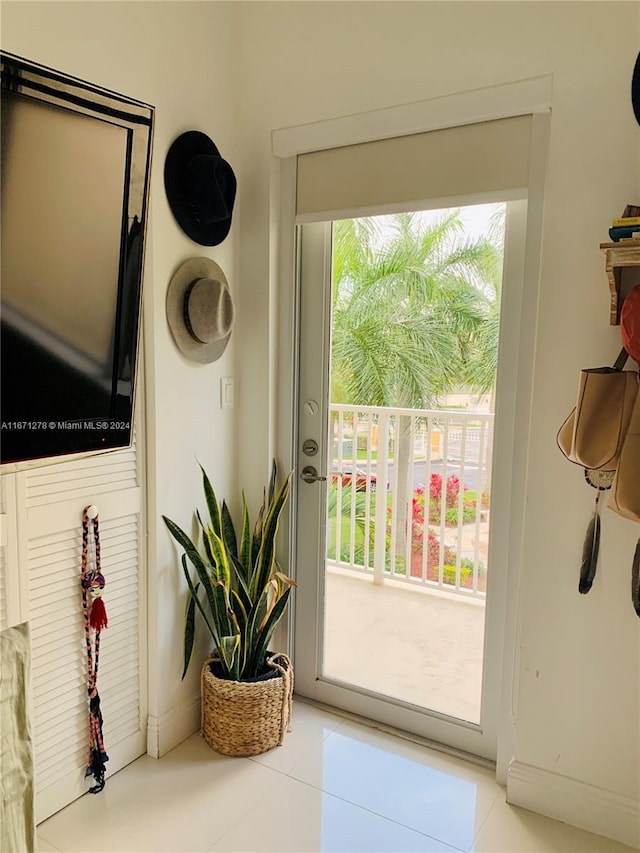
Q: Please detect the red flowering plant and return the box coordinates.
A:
[405,473,470,528]
[387,474,485,581]
[406,484,450,561]
[403,478,487,587]
[428,473,466,516]
[429,474,442,500]
[410,485,426,547]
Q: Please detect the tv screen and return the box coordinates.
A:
[0,54,153,465]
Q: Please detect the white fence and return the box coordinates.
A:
[327,404,494,599]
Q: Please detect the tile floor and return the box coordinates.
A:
[37,700,633,853]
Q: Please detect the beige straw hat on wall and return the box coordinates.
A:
[166,257,235,364]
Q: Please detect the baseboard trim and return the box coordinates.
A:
[146,694,201,758]
[507,760,640,849]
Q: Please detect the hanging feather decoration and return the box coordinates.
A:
[632,538,640,617]
[579,494,601,594]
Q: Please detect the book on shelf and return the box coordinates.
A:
[613,216,640,227]
[622,204,640,218]
[609,225,640,242]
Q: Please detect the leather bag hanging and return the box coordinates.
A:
[608,394,640,615]
[609,389,640,523]
[557,350,639,471]
[557,348,640,613]
[557,284,640,615]
[609,286,640,525]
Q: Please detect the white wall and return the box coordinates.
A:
[232,1,640,845]
[2,1,639,844]
[1,0,243,750]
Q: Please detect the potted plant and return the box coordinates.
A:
[162,461,295,756]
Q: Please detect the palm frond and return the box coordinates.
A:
[330,209,503,406]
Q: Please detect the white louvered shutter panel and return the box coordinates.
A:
[26,435,146,823]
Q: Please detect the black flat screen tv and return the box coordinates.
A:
[0,53,153,466]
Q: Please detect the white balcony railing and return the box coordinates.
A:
[327,404,494,600]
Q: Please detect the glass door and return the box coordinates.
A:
[293,204,520,761]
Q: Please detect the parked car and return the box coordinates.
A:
[331,465,380,492]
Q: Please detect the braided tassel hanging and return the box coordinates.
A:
[81,506,109,793]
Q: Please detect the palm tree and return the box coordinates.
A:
[331,211,501,403]
[330,209,502,552]
[461,206,505,401]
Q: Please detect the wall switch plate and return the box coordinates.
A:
[220,377,234,409]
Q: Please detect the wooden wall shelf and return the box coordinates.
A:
[600,240,640,324]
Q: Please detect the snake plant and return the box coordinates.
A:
[163,461,295,681]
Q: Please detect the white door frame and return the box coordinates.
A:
[271,77,551,780]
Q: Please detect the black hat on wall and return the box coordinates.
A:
[164,131,237,246]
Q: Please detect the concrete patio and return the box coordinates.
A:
[323,567,486,724]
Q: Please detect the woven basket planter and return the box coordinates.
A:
[201,653,294,757]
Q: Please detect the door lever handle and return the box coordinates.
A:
[300,465,327,484]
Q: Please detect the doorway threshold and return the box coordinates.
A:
[293,694,496,773]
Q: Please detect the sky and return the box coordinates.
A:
[350,202,506,252]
